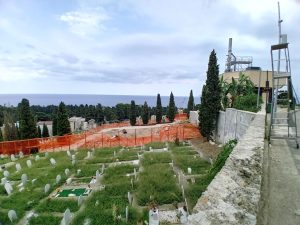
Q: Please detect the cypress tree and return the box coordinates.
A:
[57,102,71,136]
[156,93,162,124]
[168,92,176,122]
[0,129,3,142]
[3,111,18,141]
[187,89,195,117]
[130,100,136,126]
[142,101,149,125]
[199,50,221,141]
[96,103,104,124]
[37,126,42,138]
[18,98,37,139]
[42,123,50,137]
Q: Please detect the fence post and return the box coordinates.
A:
[85,131,87,149]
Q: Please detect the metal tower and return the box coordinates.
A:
[268,2,299,148]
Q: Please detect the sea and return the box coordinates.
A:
[0,94,200,107]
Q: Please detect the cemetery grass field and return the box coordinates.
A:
[0,140,236,225]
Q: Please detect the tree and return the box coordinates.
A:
[57,102,71,136]
[199,50,221,141]
[130,100,136,126]
[3,111,18,141]
[187,90,195,117]
[156,94,162,124]
[168,92,176,122]
[52,110,58,136]
[18,98,37,139]
[142,101,149,125]
[42,123,50,137]
[95,104,104,124]
[0,128,3,142]
[37,126,42,138]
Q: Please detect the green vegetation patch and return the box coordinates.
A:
[142,152,171,167]
[28,214,62,225]
[35,198,79,213]
[58,188,89,197]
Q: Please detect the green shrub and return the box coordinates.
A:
[174,155,210,174]
[145,142,166,150]
[35,198,79,213]
[233,93,262,112]
[29,214,62,225]
[142,152,171,167]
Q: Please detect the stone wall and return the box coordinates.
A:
[188,111,265,225]
[216,108,257,144]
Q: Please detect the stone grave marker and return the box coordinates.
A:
[44,184,50,193]
[1,177,7,185]
[50,158,56,166]
[5,182,13,195]
[127,192,132,205]
[11,154,16,161]
[21,174,28,186]
[126,206,129,222]
[78,195,83,206]
[65,168,70,176]
[61,208,71,225]
[72,159,76,166]
[19,151,24,158]
[67,150,71,157]
[87,151,91,159]
[131,178,133,188]
[114,151,116,157]
[181,185,185,197]
[8,210,17,222]
[4,170,9,177]
[134,168,137,180]
[32,178,37,184]
[71,154,75,161]
[66,178,72,185]
[16,163,22,172]
[187,167,192,174]
[101,164,105,174]
[56,174,61,184]
[149,147,153,152]
[77,169,81,175]
[45,152,49,158]
[96,170,100,180]
[35,155,40,161]
[26,160,32,168]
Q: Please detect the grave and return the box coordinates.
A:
[8,210,17,222]
[16,163,22,172]
[56,174,62,184]
[21,174,28,186]
[35,155,40,161]
[57,188,90,197]
[50,158,56,166]
[11,154,16,161]
[26,159,32,168]
[5,182,13,195]
[61,208,71,225]
[45,184,50,193]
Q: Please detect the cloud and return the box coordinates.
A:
[59,8,109,37]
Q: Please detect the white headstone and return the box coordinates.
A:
[87,151,91,159]
[101,164,105,174]
[71,154,75,161]
[126,206,129,222]
[114,151,116,157]
[45,152,49,158]
[72,160,76,166]
[65,168,70,176]
[56,174,61,184]
[44,183,50,193]
[78,195,83,206]
[66,178,72,185]
[67,150,71,157]
[1,177,7,185]
[35,155,40,161]
[96,170,100,180]
[131,178,134,189]
[16,163,22,172]
[8,210,17,222]
[21,174,28,186]
[149,147,153,152]
[50,158,56,166]
[5,182,13,195]
[77,169,81,175]
[127,192,132,205]
[26,160,32,168]
[187,167,192,174]
[61,208,71,225]
[32,178,37,184]
[181,185,185,197]
[134,168,137,180]
[3,170,9,177]
[10,154,16,161]
[19,151,24,158]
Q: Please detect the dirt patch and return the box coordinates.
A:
[190,138,221,160]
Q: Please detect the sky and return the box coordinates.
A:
[0,0,300,97]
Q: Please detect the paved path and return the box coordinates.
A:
[258,138,300,225]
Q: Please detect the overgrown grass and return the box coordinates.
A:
[142,152,171,167]
[35,198,79,213]
[145,142,166,150]
[173,155,210,174]
[137,163,182,205]
[28,214,62,225]
[185,139,237,210]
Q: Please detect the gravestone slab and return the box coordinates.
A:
[77,169,81,175]
[71,154,75,161]
[72,160,76,166]
[187,167,192,174]
[50,158,56,166]
[10,154,16,161]
[67,150,71,157]
[96,170,100,180]
[35,155,40,161]
[1,177,7,185]
[19,151,24,158]
[45,152,49,158]
[26,160,32,168]
[56,174,61,184]
[61,208,71,225]
[44,183,50,193]
[65,168,70,176]
[101,164,105,174]
[66,178,72,185]
[5,182,13,195]
[16,163,22,172]
[8,210,17,222]
[21,174,28,186]
[78,195,83,206]
[4,170,9,177]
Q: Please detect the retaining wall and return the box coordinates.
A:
[188,111,265,225]
[216,108,257,144]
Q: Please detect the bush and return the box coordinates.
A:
[233,93,262,112]
[29,214,62,225]
[35,198,79,213]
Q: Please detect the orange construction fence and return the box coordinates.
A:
[0,117,200,155]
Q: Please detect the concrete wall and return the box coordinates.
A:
[188,111,265,225]
[189,111,199,126]
[216,108,256,143]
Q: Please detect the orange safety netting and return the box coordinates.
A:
[0,120,201,155]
